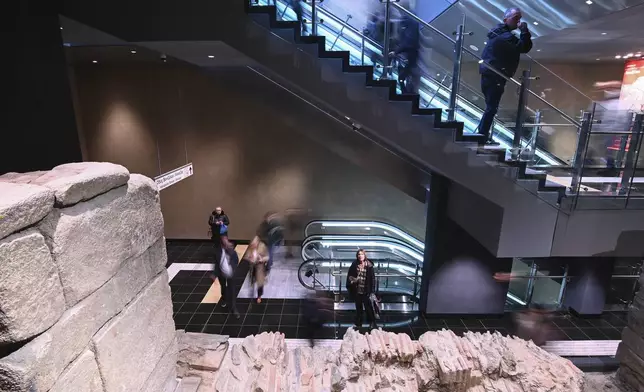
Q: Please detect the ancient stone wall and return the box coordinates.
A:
[0,162,177,392]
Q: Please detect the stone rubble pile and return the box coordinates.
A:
[0,162,177,392]
[215,327,584,392]
[617,274,644,389]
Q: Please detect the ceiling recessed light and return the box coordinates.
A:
[537,49,541,52]
[586,0,593,4]
[92,60,98,64]
[601,32,607,35]
[616,55,622,59]
[596,58,600,61]
[469,44,479,51]
[478,59,484,64]
[483,41,487,45]
[436,73,440,76]
[533,21,539,25]
[207,55,215,59]
[636,53,643,57]
[130,50,137,54]
[60,26,63,30]
[627,53,634,57]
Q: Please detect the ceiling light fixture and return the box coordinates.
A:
[60,27,63,30]
[533,21,539,25]
[596,58,600,61]
[627,53,634,57]
[616,55,622,59]
[586,0,593,4]
[92,60,98,64]
[636,53,642,57]
[601,32,607,35]
[208,55,215,59]
[130,50,137,54]
[537,49,541,52]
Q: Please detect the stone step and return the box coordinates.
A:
[174,376,201,392]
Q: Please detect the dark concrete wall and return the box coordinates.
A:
[424,176,512,315]
[2,0,81,174]
[71,63,426,240]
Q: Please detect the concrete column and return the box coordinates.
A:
[421,174,513,316]
[563,258,615,316]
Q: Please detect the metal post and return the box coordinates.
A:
[557,264,569,308]
[527,110,541,163]
[311,0,318,36]
[511,69,531,161]
[621,113,644,193]
[570,108,594,193]
[382,0,392,79]
[361,33,366,65]
[447,24,465,122]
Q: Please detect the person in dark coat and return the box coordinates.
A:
[208,207,230,244]
[390,15,420,93]
[212,237,240,319]
[477,7,533,145]
[346,249,377,329]
[301,290,333,346]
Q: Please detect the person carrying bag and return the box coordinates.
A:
[245,236,269,304]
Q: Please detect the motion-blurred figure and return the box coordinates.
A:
[247,236,269,304]
[212,237,240,318]
[284,208,311,258]
[286,0,307,34]
[389,8,419,93]
[301,290,334,346]
[493,272,554,346]
[256,212,284,272]
[365,11,385,66]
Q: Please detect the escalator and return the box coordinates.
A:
[297,220,534,310]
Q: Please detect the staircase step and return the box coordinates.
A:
[174,377,201,392]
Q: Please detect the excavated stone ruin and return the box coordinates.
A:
[214,328,584,392]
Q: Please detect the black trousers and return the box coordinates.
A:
[478,74,507,140]
[354,293,376,326]
[397,52,419,93]
[214,263,237,311]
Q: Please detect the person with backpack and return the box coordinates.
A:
[212,236,240,319]
[208,207,230,243]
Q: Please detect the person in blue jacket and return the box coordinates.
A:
[477,8,533,145]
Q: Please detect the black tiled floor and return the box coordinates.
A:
[168,242,628,342]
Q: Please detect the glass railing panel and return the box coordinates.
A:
[301,235,424,266]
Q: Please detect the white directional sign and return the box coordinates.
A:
[154,163,193,191]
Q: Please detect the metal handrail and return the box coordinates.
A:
[390,3,581,128]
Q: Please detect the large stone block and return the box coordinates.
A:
[39,174,164,305]
[0,182,54,240]
[0,230,66,344]
[0,245,158,392]
[141,336,179,392]
[49,350,104,392]
[0,162,130,206]
[93,272,175,392]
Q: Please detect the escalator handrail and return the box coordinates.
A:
[392,3,581,128]
[304,220,424,249]
[301,234,424,254]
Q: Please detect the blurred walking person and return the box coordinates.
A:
[478,8,532,145]
[247,236,270,304]
[286,0,307,34]
[256,212,284,272]
[301,290,333,346]
[389,10,419,93]
[212,237,240,319]
[346,249,378,329]
[284,208,310,258]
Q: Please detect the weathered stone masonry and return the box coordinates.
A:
[0,162,177,392]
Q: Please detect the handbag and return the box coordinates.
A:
[220,250,233,278]
[219,223,228,235]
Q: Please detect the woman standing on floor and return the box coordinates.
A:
[346,249,378,329]
[208,207,230,243]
